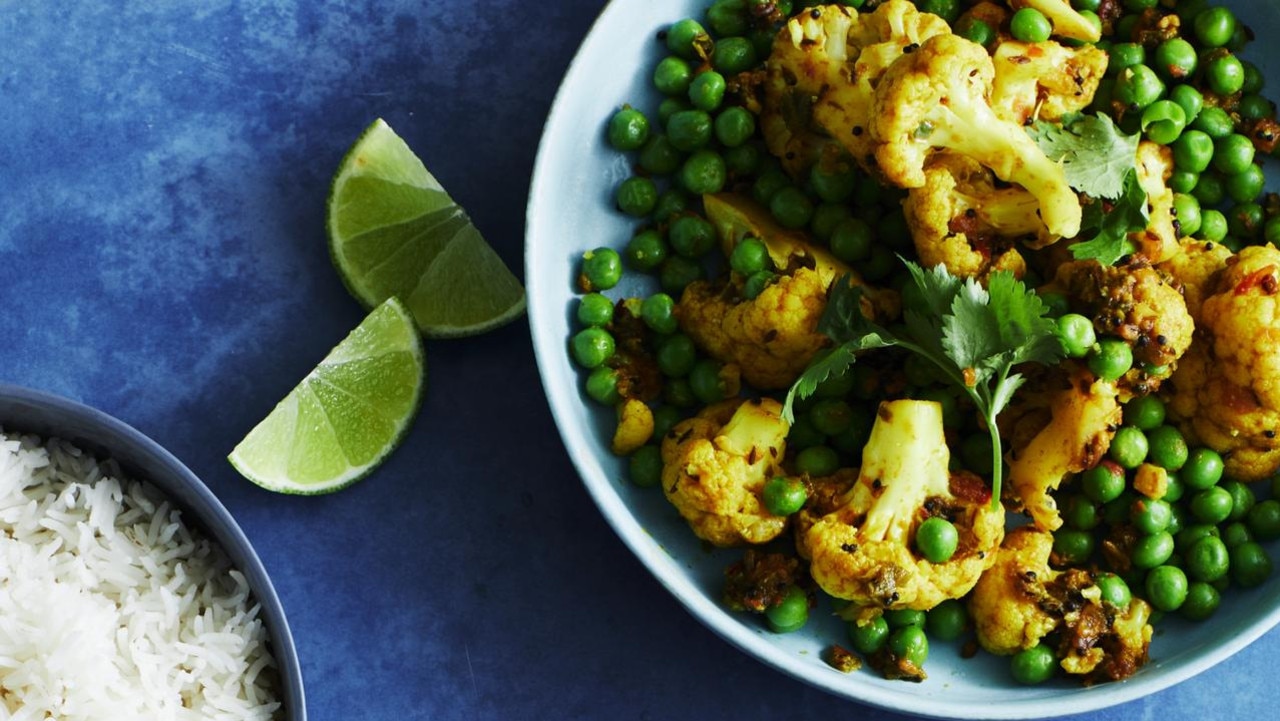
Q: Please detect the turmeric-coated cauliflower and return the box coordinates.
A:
[970,526,1153,683]
[1165,245,1280,481]
[1158,238,1233,320]
[660,397,792,547]
[869,33,1082,239]
[1006,367,1121,531]
[682,193,898,390]
[1048,258,1194,399]
[760,0,951,175]
[990,40,1107,126]
[799,400,1004,610]
[902,153,1041,281]
[1130,141,1181,264]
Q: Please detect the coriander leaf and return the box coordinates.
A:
[1070,168,1147,265]
[1029,113,1139,200]
[984,271,1064,366]
[782,345,857,424]
[941,278,1002,380]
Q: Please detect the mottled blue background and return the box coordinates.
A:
[2,1,1278,719]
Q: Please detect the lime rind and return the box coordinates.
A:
[228,297,426,495]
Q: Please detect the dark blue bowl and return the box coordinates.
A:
[0,383,305,720]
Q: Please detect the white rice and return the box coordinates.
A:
[0,430,283,720]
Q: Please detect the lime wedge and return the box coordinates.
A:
[228,297,426,494]
[327,118,526,338]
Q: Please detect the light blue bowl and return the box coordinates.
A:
[527,1,1280,718]
[0,384,305,721]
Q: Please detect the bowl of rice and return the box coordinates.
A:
[0,383,302,720]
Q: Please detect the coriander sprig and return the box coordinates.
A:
[784,261,1064,506]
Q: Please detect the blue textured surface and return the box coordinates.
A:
[2,1,1279,719]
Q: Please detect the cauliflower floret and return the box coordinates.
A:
[869,33,1083,239]
[990,40,1107,126]
[970,526,1153,682]
[1006,367,1121,531]
[1051,258,1195,397]
[799,400,1004,610]
[611,398,654,456]
[1158,238,1233,320]
[760,0,951,175]
[1165,245,1280,481]
[679,269,830,390]
[1011,0,1102,43]
[683,193,899,390]
[902,153,1041,281]
[660,397,792,547]
[1131,141,1181,264]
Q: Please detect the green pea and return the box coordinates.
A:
[1225,163,1265,203]
[1221,520,1253,549]
[688,71,726,112]
[884,608,927,629]
[742,270,776,300]
[766,585,809,633]
[916,517,960,563]
[1204,52,1245,96]
[1230,541,1272,588]
[1190,486,1234,524]
[1109,426,1149,469]
[1132,531,1175,569]
[1247,499,1280,541]
[576,292,614,328]
[651,405,683,440]
[955,16,994,47]
[848,615,890,654]
[795,445,839,477]
[926,599,969,642]
[1053,528,1096,565]
[624,229,668,272]
[809,399,853,437]
[580,247,623,291]
[751,168,791,206]
[638,134,684,175]
[1132,497,1174,535]
[689,358,728,404]
[1191,106,1234,139]
[763,476,808,516]
[1170,169,1200,194]
[679,150,726,195]
[714,106,756,148]
[1113,64,1165,111]
[1097,572,1132,608]
[1173,130,1214,173]
[663,377,696,408]
[668,214,717,258]
[1213,134,1256,176]
[706,0,750,37]
[1185,534,1230,582]
[1191,171,1226,207]
[616,176,658,217]
[723,142,762,176]
[1238,94,1275,121]
[830,218,874,263]
[1193,7,1237,48]
[629,444,664,487]
[1145,565,1189,612]
[1169,84,1204,124]
[1063,494,1101,531]
[1229,201,1265,240]
[1180,581,1221,621]
[1057,313,1097,358]
[810,203,853,241]
[641,293,678,334]
[666,110,713,152]
[665,18,709,60]
[1222,480,1256,522]
[1147,425,1188,471]
[729,237,770,276]
[1176,523,1219,552]
[769,186,814,229]
[1010,644,1057,685]
[655,333,696,377]
[710,36,759,75]
[1241,60,1265,94]
[571,327,615,369]
[651,188,691,222]
[653,56,693,96]
[657,97,692,125]
[584,366,621,405]
[1172,193,1202,237]
[607,106,650,151]
[1082,461,1127,504]
[828,413,873,456]
[1198,209,1228,242]
[1154,37,1198,79]
[1124,395,1166,430]
[1141,99,1187,144]
[787,414,826,451]
[887,625,929,667]
[1010,7,1051,42]
[1088,338,1134,381]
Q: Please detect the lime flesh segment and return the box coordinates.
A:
[229,297,426,494]
[328,119,526,338]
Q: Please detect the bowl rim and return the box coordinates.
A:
[524,0,1280,718]
[0,382,306,720]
